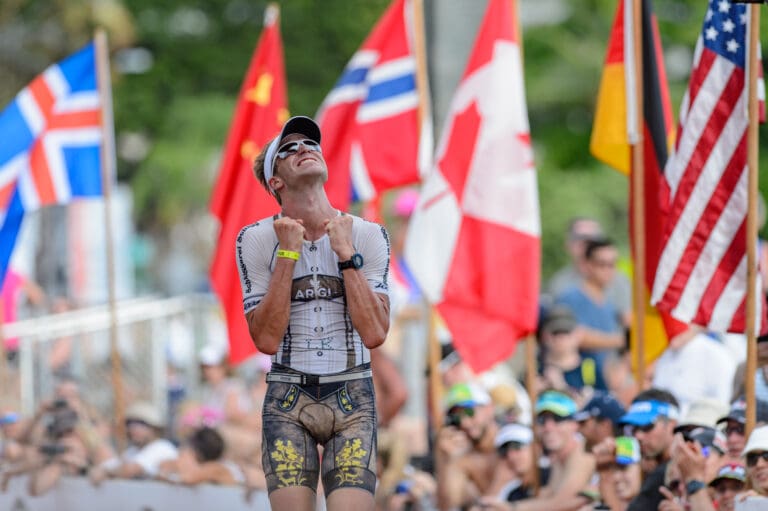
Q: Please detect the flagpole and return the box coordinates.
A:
[745,3,760,438]
[95,29,126,451]
[510,0,540,493]
[412,0,430,143]
[630,0,647,391]
[427,309,444,433]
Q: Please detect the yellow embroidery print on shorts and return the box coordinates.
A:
[270,439,306,487]
[338,387,354,412]
[334,438,367,486]
[280,385,298,410]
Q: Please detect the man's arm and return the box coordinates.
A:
[245,217,305,354]
[574,326,624,351]
[511,452,595,511]
[327,216,390,349]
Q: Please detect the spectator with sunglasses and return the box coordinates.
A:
[739,425,768,502]
[435,382,499,510]
[239,116,391,511]
[482,423,535,503]
[475,391,596,510]
[593,388,679,511]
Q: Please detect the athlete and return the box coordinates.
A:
[236,116,391,511]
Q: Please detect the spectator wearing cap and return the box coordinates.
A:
[435,382,499,510]
[476,391,596,511]
[594,436,642,511]
[0,410,24,464]
[652,325,736,418]
[741,425,768,499]
[710,463,746,511]
[537,306,608,394]
[593,388,679,511]
[573,391,626,450]
[483,424,535,503]
[718,399,748,465]
[89,401,178,484]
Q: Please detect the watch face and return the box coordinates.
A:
[352,253,363,269]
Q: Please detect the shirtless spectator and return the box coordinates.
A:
[483,423,535,503]
[476,390,595,510]
[435,382,499,510]
[573,391,625,451]
[89,401,177,483]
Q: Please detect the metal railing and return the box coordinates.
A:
[1,293,218,420]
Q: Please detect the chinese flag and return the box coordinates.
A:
[209,4,287,364]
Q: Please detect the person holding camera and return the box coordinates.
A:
[435,382,500,510]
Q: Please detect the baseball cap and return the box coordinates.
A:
[0,411,20,425]
[674,398,729,432]
[126,401,165,429]
[717,398,747,426]
[572,391,626,425]
[444,382,491,411]
[615,436,641,465]
[709,463,747,487]
[264,116,322,190]
[684,426,727,455]
[198,344,227,366]
[540,307,577,334]
[742,424,768,456]
[494,423,533,449]
[619,400,680,426]
[535,390,577,418]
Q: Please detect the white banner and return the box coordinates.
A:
[0,476,271,510]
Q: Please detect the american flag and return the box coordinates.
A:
[0,43,103,287]
[651,0,766,332]
[316,0,431,212]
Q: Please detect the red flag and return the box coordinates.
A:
[403,0,539,373]
[590,0,686,363]
[651,0,767,333]
[316,0,430,211]
[209,4,287,364]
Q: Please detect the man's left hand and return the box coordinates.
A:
[325,215,355,260]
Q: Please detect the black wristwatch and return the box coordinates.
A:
[338,253,364,271]
[685,480,706,496]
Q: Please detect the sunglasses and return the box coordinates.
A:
[724,424,745,436]
[746,451,768,467]
[276,139,322,160]
[447,407,475,424]
[630,422,656,434]
[536,413,570,425]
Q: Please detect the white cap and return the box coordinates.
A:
[198,344,226,366]
[742,424,768,456]
[494,423,533,448]
[126,401,164,429]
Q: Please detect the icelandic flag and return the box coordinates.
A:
[316,0,431,211]
[0,43,103,287]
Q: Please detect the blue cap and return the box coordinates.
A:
[0,412,20,425]
[619,400,680,426]
[535,390,577,418]
[572,391,626,425]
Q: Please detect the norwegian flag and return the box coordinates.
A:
[404,0,540,372]
[651,1,767,333]
[316,0,431,211]
[0,43,103,287]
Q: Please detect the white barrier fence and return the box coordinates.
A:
[1,476,271,511]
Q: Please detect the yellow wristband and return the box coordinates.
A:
[276,249,300,261]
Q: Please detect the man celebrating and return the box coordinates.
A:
[237,116,390,511]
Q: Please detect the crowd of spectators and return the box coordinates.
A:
[3,212,768,511]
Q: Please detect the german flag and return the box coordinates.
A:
[590,0,686,366]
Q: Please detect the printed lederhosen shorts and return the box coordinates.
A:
[261,363,377,497]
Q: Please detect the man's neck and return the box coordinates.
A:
[551,437,578,465]
[581,279,605,302]
[281,192,337,240]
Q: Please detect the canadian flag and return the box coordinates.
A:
[404,0,540,373]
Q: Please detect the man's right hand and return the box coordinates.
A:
[273,216,305,252]
[436,426,471,461]
[591,437,616,471]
